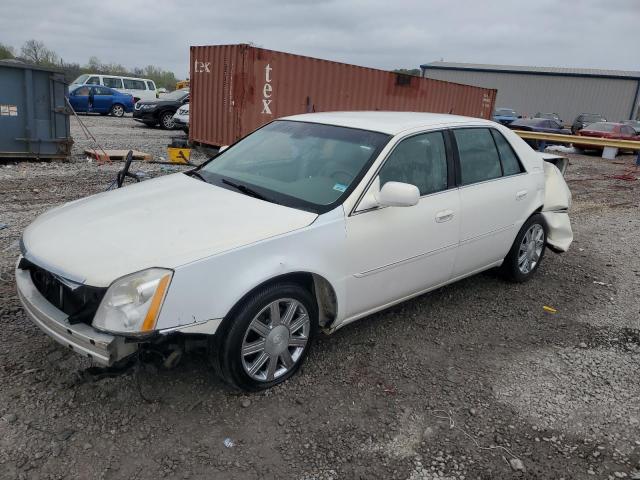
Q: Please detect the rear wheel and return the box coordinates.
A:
[110,103,125,117]
[211,283,317,391]
[501,214,547,282]
[159,112,175,129]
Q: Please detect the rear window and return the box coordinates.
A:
[103,77,123,89]
[491,130,523,176]
[123,79,147,90]
[86,76,100,85]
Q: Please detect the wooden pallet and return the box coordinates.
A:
[84,149,152,162]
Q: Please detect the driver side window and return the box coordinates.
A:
[378,131,448,196]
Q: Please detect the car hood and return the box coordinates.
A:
[22,174,318,287]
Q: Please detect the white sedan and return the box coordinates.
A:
[16,112,572,391]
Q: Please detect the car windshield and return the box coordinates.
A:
[496,109,517,116]
[198,120,390,212]
[586,122,615,132]
[163,89,188,100]
[72,74,89,84]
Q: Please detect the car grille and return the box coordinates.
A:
[18,258,106,325]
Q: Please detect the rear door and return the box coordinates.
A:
[92,87,113,113]
[452,127,536,277]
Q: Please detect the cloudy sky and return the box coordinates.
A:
[1,0,638,78]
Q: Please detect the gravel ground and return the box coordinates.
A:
[0,116,639,480]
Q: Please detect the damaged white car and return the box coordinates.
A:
[16,112,572,391]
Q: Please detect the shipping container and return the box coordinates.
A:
[0,60,72,160]
[189,44,497,148]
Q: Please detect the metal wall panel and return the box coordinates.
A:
[423,68,639,124]
[190,45,497,147]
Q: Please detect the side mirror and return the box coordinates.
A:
[378,181,420,207]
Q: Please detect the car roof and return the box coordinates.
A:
[281,111,495,135]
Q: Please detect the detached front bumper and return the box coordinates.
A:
[15,264,137,366]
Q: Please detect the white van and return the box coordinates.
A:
[71,74,158,102]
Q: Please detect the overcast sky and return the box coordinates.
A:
[1,0,638,78]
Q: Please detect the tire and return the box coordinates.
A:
[110,103,125,117]
[211,282,318,391]
[501,214,547,283]
[159,111,175,129]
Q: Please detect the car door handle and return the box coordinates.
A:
[516,190,528,201]
[435,210,454,223]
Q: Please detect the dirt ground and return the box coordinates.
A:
[0,116,639,480]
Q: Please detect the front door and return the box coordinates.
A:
[344,130,460,320]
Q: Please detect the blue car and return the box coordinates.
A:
[492,108,519,125]
[68,85,134,117]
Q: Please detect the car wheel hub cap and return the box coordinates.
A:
[241,298,310,382]
[518,224,544,274]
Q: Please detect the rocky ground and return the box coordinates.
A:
[0,116,639,479]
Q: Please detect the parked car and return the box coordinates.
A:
[575,122,639,150]
[16,112,573,391]
[71,74,157,102]
[534,112,562,124]
[621,120,640,135]
[508,118,569,134]
[571,113,607,134]
[492,108,519,125]
[172,103,189,133]
[67,85,134,117]
[508,118,571,149]
[133,89,189,129]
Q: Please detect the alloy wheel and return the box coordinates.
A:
[111,105,124,117]
[241,298,311,382]
[517,223,544,274]
[162,114,174,129]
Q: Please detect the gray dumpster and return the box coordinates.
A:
[0,60,72,160]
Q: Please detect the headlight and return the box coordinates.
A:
[93,268,172,335]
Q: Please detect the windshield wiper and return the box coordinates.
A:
[221,178,272,202]
[187,170,208,182]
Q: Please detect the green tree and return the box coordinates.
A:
[0,43,15,60]
[393,68,421,77]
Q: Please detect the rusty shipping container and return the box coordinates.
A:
[190,44,497,147]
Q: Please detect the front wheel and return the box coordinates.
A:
[501,214,547,282]
[110,103,125,117]
[159,112,175,129]
[211,283,317,391]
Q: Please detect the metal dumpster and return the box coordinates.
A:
[0,60,72,160]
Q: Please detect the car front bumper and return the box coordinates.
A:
[15,262,138,366]
[133,110,157,123]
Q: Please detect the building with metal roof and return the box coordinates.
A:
[420,61,640,124]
